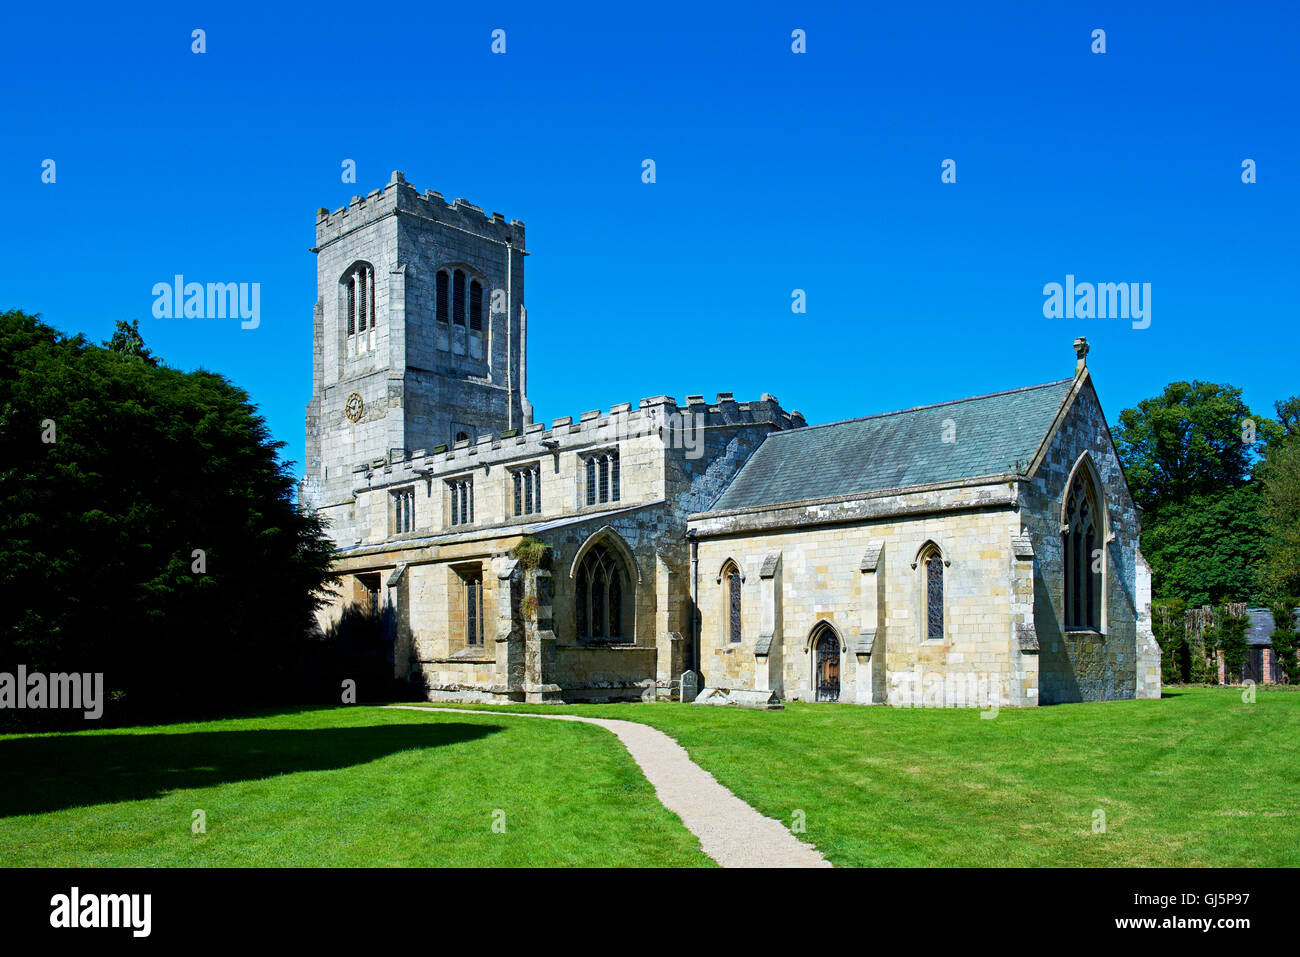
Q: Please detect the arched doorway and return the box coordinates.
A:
[813,625,840,702]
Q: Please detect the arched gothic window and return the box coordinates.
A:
[724,562,742,644]
[919,544,944,641]
[1064,471,1103,631]
[576,542,627,641]
[436,268,486,333]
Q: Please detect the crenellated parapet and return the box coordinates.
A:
[343,392,804,488]
[315,170,525,253]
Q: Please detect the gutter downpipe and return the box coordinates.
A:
[687,530,699,673]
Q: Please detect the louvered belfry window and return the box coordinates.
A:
[343,263,375,353]
[469,279,483,330]
[357,267,368,331]
[453,270,466,325]
[436,270,449,322]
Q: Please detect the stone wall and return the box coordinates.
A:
[691,484,1027,707]
[1017,374,1149,703]
[312,393,799,703]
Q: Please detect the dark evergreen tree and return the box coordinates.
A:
[0,310,338,723]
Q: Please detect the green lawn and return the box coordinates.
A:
[3,688,1296,867]
[417,686,1300,867]
[0,705,711,866]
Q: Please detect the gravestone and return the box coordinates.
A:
[679,670,699,703]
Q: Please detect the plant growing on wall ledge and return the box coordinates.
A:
[512,536,552,571]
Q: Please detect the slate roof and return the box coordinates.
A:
[709,378,1077,513]
[1246,607,1299,647]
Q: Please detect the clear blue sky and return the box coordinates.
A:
[3,1,1296,479]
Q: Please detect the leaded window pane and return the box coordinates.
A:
[728,567,741,643]
[1064,477,1102,631]
[592,565,606,637]
[467,577,480,646]
[609,572,622,639]
[577,543,627,641]
[926,554,943,641]
[576,569,589,637]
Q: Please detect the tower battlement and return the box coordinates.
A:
[315,171,525,250]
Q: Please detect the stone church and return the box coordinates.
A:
[301,172,1161,708]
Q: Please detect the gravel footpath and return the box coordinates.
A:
[386,704,830,868]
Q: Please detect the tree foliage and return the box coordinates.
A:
[1112,380,1268,515]
[1269,599,1299,685]
[1151,598,1186,684]
[1113,380,1277,605]
[1139,485,1266,606]
[103,318,158,367]
[1217,611,1249,684]
[1256,431,1300,598]
[0,310,338,722]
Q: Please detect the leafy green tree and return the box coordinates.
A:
[0,310,338,723]
[1139,485,1266,605]
[1269,599,1298,685]
[104,318,158,367]
[1217,610,1249,684]
[1272,396,1300,441]
[1112,381,1269,515]
[1152,598,1186,683]
[1113,381,1276,605]
[1257,434,1300,597]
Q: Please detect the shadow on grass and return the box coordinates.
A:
[0,722,501,818]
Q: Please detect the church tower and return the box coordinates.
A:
[301,171,531,525]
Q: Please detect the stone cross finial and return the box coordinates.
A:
[1073,337,1089,375]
